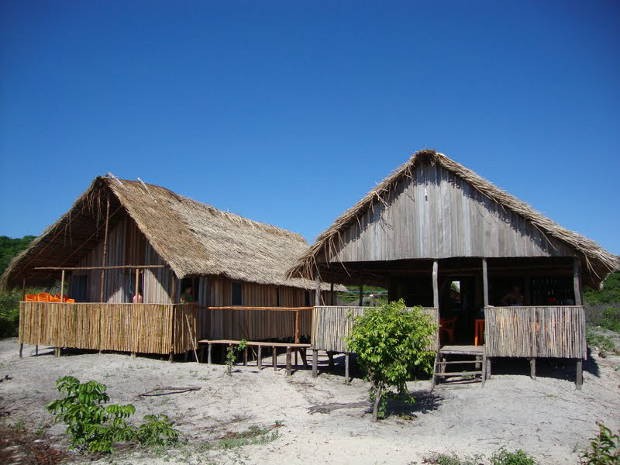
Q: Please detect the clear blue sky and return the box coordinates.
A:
[1,1,618,254]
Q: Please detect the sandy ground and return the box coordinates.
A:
[1,338,619,465]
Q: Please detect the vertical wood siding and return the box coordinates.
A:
[333,163,574,263]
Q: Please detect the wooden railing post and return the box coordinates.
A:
[432,261,439,309]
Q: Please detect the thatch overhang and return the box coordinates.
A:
[288,150,619,288]
[1,176,328,291]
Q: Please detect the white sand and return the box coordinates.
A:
[1,338,618,465]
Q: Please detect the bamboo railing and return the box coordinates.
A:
[485,306,586,359]
[18,302,197,355]
[311,306,439,353]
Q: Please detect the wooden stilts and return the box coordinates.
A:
[286,346,292,375]
[60,270,65,302]
[257,345,262,369]
[327,351,335,368]
[482,258,489,308]
[487,358,492,378]
[573,259,583,305]
[131,352,136,358]
[482,351,487,386]
[344,352,350,384]
[530,358,536,380]
[243,347,248,366]
[273,347,277,370]
[312,348,318,377]
[330,283,335,305]
[19,343,23,358]
[169,352,174,363]
[432,261,439,309]
[55,347,60,358]
[207,343,212,364]
[358,285,363,306]
[576,359,583,389]
[35,345,38,356]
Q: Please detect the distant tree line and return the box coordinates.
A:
[0,235,35,276]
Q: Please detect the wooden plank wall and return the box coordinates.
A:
[333,163,575,263]
[312,306,439,353]
[485,305,586,359]
[196,277,314,340]
[18,302,196,354]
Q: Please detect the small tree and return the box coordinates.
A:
[346,300,437,421]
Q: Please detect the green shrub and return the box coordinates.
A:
[586,330,617,356]
[490,448,537,465]
[0,291,20,338]
[47,376,180,453]
[225,339,247,376]
[423,452,479,465]
[580,422,620,465]
[346,300,437,421]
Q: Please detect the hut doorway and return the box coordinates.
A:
[439,276,478,345]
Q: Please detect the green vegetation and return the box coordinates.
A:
[225,339,247,375]
[424,449,537,465]
[47,376,180,453]
[586,330,618,356]
[0,290,20,337]
[580,422,620,465]
[585,272,620,306]
[208,424,280,450]
[0,235,35,275]
[490,448,537,465]
[346,300,437,421]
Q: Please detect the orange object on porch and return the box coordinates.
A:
[474,319,485,346]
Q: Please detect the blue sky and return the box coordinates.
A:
[1,1,618,254]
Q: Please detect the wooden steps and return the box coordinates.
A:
[432,345,487,388]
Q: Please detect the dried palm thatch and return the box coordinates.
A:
[1,176,324,290]
[288,150,618,287]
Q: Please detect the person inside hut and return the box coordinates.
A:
[501,285,524,306]
[132,291,143,303]
[180,286,194,303]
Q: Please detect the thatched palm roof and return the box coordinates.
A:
[288,150,618,288]
[1,176,324,290]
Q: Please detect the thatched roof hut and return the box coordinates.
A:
[1,176,320,291]
[289,150,618,288]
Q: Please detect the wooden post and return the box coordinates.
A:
[294,310,301,344]
[272,346,277,370]
[19,343,23,358]
[286,346,292,375]
[243,347,248,366]
[487,358,492,379]
[330,283,335,305]
[207,343,212,364]
[344,353,350,384]
[530,358,536,380]
[358,285,363,306]
[312,348,318,377]
[257,345,262,369]
[576,359,583,389]
[482,258,489,308]
[60,270,65,302]
[99,197,110,302]
[135,268,140,298]
[21,278,26,302]
[432,261,439,309]
[314,276,321,306]
[573,258,582,305]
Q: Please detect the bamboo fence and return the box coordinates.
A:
[18,302,197,355]
[485,305,586,359]
[311,306,439,353]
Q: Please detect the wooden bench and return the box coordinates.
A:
[197,339,311,375]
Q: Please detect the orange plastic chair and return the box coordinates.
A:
[25,294,37,302]
[474,319,485,346]
[36,292,52,302]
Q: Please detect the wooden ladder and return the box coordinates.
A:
[431,346,487,388]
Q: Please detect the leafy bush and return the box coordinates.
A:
[0,290,20,338]
[580,422,620,465]
[423,452,479,465]
[226,339,247,375]
[490,448,537,465]
[586,330,617,356]
[47,376,180,453]
[585,272,620,306]
[346,300,437,421]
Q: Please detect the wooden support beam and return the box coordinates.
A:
[358,285,363,306]
[530,358,536,380]
[576,359,583,389]
[207,343,212,364]
[19,343,23,358]
[286,346,292,375]
[243,347,248,366]
[294,310,301,343]
[315,277,321,306]
[330,283,335,305]
[59,269,65,302]
[272,347,277,370]
[257,345,262,369]
[482,258,489,308]
[312,348,318,377]
[99,197,110,303]
[35,265,166,271]
[573,258,582,305]
[344,353,350,384]
[432,261,439,309]
[487,358,492,379]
